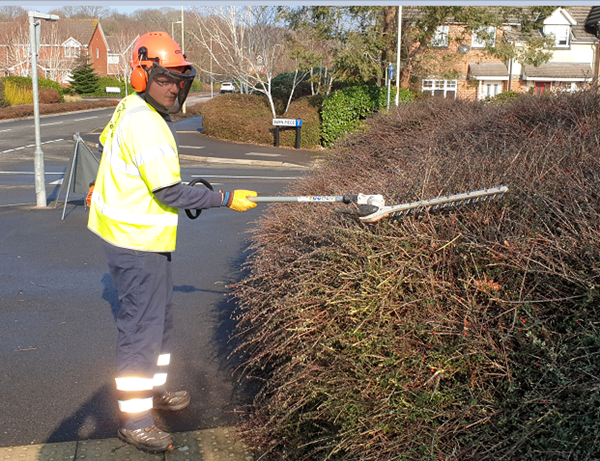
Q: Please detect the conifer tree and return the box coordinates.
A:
[69,56,100,95]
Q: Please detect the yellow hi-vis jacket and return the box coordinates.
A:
[88,94,181,252]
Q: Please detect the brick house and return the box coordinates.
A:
[106,34,139,80]
[403,6,599,101]
[0,18,109,85]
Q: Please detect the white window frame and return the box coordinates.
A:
[108,54,119,64]
[544,25,570,48]
[431,25,449,48]
[422,79,458,99]
[96,48,99,59]
[471,26,496,48]
[64,45,79,58]
[479,80,503,100]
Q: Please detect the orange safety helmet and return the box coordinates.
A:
[130,32,196,114]
[130,32,194,92]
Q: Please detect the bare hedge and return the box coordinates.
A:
[198,93,321,149]
[231,92,600,460]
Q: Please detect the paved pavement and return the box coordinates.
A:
[0,427,254,460]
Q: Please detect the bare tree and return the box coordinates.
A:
[108,30,141,81]
[0,18,29,77]
[40,22,82,83]
[0,6,26,22]
[189,5,290,118]
[47,6,113,19]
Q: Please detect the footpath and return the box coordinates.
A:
[0,427,253,461]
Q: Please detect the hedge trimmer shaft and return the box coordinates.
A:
[248,186,508,223]
[185,178,508,223]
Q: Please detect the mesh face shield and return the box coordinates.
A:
[144,62,197,115]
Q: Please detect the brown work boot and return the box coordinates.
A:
[117,425,173,453]
[153,390,191,411]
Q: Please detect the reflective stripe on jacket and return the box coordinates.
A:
[88,94,181,252]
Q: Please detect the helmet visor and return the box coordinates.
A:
[147,62,197,114]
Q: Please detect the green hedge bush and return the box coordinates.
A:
[232,92,600,460]
[321,85,413,147]
[0,76,65,103]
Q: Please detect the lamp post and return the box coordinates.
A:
[395,6,402,106]
[171,20,182,39]
[29,10,59,208]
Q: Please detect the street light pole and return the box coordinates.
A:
[395,5,402,106]
[181,6,186,114]
[29,10,59,207]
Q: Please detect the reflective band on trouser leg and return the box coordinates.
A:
[153,353,170,395]
[118,397,153,413]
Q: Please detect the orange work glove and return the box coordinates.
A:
[222,190,257,212]
[86,182,95,208]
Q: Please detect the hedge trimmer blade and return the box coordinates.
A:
[248,186,508,223]
[357,186,509,223]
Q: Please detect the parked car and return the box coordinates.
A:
[220,82,235,94]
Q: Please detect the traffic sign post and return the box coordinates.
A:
[387,63,394,110]
[273,118,302,149]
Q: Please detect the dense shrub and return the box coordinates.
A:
[271,71,312,103]
[321,85,410,147]
[232,92,600,460]
[3,79,32,105]
[0,79,5,107]
[0,99,118,120]
[278,96,321,149]
[0,76,65,104]
[85,77,134,97]
[487,90,521,104]
[198,93,321,149]
[191,78,203,92]
[39,87,61,104]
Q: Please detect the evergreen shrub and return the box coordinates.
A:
[69,60,100,95]
[321,85,410,147]
[191,79,203,92]
[232,92,600,460]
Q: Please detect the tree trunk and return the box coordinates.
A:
[382,6,397,65]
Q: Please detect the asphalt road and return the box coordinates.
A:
[0,106,319,447]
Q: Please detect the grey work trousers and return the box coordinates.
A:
[104,242,174,430]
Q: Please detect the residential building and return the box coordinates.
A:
[403,6,599,101]
[0,18,110,85]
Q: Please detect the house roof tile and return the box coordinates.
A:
[469,62,509,77]
[523,63,592,79]
[40,19,98,46]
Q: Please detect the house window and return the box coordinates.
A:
[431,25,449,47]
[471,26,496,48]
[480,80,503,99]
[65,45,79,58]
[544,25,570,47]
[96,48,99,59]
[422,79,457,99]
[108,55,119,64]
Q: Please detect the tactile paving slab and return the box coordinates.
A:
[0,442,76,461]
[0,427,253,461]
[167,428,253,461]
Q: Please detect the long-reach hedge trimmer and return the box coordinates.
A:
[185,179,508,223]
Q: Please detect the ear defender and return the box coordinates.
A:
[130,67,148,92]
[130,46,150,92]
